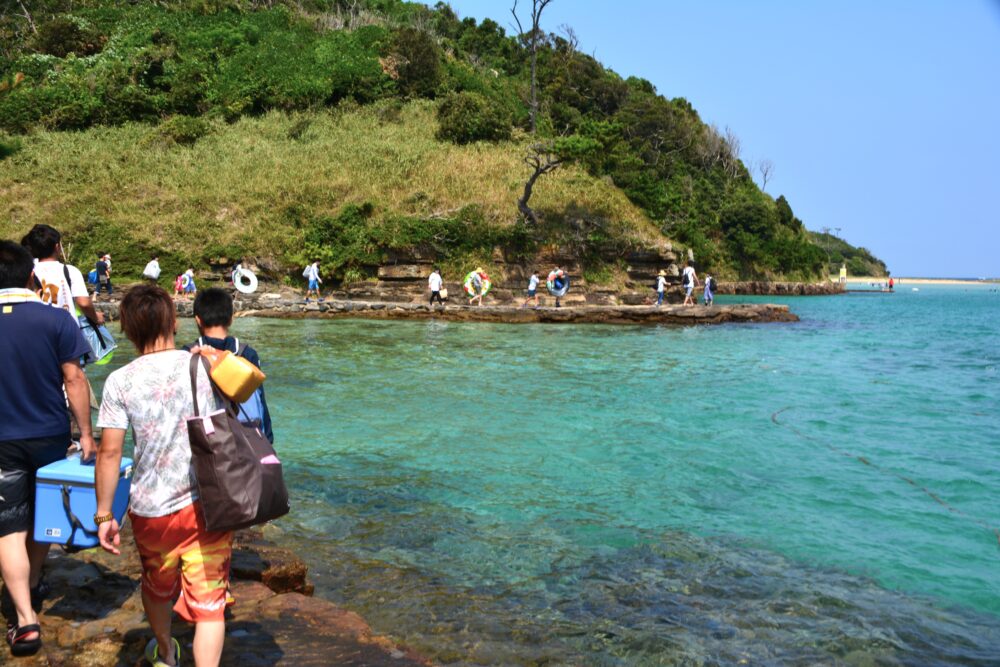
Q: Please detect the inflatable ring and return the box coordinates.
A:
[233,268,258,294]
[180,274,192,289]
[463,270,492,298]
[546,270,569,297]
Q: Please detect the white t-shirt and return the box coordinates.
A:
[683,266,697,287]
[528,275,540,291]
[428,273,443,291]
[142,260,161,279]
[98,350,218,518]
[32,260,87,319]
[306,264,321,282]
[657,276,667,292]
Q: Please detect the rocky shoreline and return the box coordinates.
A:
[239,300,799,325]
[23,525,431,666]
[96,294,799,326]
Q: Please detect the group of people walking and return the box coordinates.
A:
[657,261,717,307]
[0,224,273,665]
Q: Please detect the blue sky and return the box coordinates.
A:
[442,1,1000,277]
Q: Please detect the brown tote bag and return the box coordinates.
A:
[186,355,289,532]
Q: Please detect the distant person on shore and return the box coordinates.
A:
[182,268,197,297]
[549,267,567,308]
[142,255,161,283]
[470,268,485,307]
[95,285,232,667]
[703,274,715,306]
[0,241,95,658]
[304,260,323,302]
[94,253,112,300]
[522,270,540,308]
[185,288,273,443]
[656,270,667,306]
[682,261,699,306]
[173,274,184,298]
[888,277,894,291]
[428,267,444,306]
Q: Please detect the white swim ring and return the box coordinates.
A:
[233,268,258,294]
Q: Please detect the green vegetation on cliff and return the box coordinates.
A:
[0,0,851,281]
[809,232,889,277]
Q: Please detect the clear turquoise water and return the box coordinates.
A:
[92,285,1000,664]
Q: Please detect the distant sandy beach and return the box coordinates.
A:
[834,277,997,286]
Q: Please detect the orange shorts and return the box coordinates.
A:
[130,502,234,622]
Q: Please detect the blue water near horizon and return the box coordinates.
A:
[90,284,1000,664]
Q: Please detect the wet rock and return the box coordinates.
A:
[718,281,844,296]
[17,525,429,666]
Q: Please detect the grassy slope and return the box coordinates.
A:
[0,101,660,277]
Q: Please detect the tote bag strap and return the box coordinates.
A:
[190,354,204,416]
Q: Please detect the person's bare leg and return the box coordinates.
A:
[142,589,177,667]
[0,531,38,634]
[27,538,50,589]
[192,620,225,667]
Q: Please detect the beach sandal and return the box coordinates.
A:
[144,637,181,667]
[7,623,41,657]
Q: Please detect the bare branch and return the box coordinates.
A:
[510,0,525,38]
[512,0,555,134]
[757,158,775,191]
[17,0,37,34]
[558,24,578,54]
[518,143,563,225]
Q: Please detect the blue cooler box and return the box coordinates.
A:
[34,455,133,549]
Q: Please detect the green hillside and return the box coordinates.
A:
[809,232,889,277]
[1,0,839,282]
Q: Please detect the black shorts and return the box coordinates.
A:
[0,434,69,537]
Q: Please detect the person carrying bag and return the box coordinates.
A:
[186,354,289,532]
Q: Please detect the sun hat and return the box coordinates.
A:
[658,270,666,276]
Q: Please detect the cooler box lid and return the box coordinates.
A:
[36,455,133,484]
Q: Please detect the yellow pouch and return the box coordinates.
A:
[200,347,265,403]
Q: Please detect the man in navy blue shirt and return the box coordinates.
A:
[184,288,274,443]
[0,241,93,657]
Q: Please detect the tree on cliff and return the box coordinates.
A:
[511,0,555,134]
[518,135,598,225]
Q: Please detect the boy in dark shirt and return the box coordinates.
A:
[93,253,112,299]
[184,288,274,443]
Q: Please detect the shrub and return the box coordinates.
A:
[388,27,442,98]
[32,17,106,58]
[158,115,211,145]
[436,91,511,144]
[0,135,21,160]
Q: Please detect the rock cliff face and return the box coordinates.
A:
[319,242,685,307]
[20,526,431,666]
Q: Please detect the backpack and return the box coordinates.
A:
[707,277,716,292]
[302,265,311,278]
[682,271,690,287]
[233,339,265,429]
[195,336,266,431]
